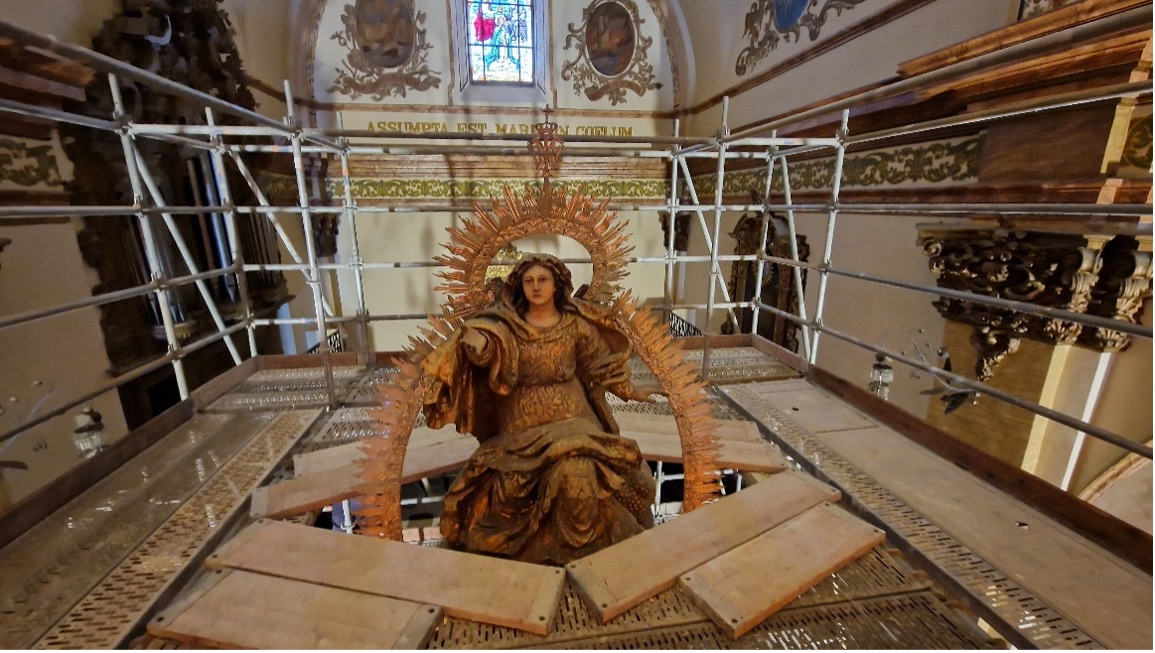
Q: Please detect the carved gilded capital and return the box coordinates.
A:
[1078,236,1153,352]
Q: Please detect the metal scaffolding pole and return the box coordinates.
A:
[336,113,371,362]
[284,81,337,407]
[131,140,243,364]
[808,110,850,365]
[663,118,681,322]
[108,74,189,399]
[205,108,258,357]
[778,154,814,361]
[702,97,730,377]
[749,135,779,337]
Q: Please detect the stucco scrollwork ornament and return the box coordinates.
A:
[328,0,441,100]
[561,0,661,105]
[736,0,869,76]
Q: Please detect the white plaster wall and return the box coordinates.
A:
[0,0,131,505]
[0,222,130,504]
[683,0,1017,135]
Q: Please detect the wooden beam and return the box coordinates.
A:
[680,502,884,638]
[207,519,566,635]
[567,470,840,622]
[806,364,1152,573]
[149,568,441,649]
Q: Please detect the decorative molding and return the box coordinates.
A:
[0,138,63,188]
[735,0,870,76]
[919,229,1152,380]
[1078,236,1153,352]
[327,0,442,100]
[1121,113,1153,171]
[561,0,660,105]
[692,136,981,198]
[643,0,681,108]
[1017,0,1082,21]
[259,174,668,203]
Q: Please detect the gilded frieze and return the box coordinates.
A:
[736,0,870,76]
[0,139,63,189]
[692,136,981,197]
[561,0,660,105]
[259,175,667,202]
[327,0,441,100]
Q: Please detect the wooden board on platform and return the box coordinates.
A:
[253,436,478,519]
[207,520,565,635]
[625,430,788,473]
[293,426,463,477]
[567,470,840,622]
[614,413,762,442]
[754,386,875,433]
[148,568,441,649]
[680,502,885,638]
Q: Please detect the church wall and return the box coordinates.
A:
[0,1,132,507]
[298,0,680,351]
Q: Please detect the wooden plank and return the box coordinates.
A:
[806,365,1152,573]
[253,436,479,519]
[614,413,762,442]
[679,503,885,638]
[149,568,441,649]
[293,426,463,477]
[567,470,840,622]
[753,386,875,433]
[813,424,1152,650]
[625,430,788,474]
[207,520,565,635]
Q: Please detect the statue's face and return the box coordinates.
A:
[521,264,556,309]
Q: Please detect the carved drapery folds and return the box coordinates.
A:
[919,228,1152,380]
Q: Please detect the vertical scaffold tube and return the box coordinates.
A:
[204,108,257,357]
[108,73,189,399]
[285,81,337,407]
[336,113,369,363]
[664,118,681,322]
[703,97,730,378]
[750,134,778,337]
[779,155,813,362]
[809,110,850,365]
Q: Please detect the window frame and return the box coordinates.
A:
[451,0,548,105]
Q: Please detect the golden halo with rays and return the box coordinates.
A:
[356,187,723,541]
[434,181,633,317]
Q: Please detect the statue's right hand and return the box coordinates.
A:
[462,326,488,354]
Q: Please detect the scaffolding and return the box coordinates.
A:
[0,17,1150,466]
[0,12,1152,651]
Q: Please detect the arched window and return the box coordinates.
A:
[467,0,535,84]
[453,0,547,103]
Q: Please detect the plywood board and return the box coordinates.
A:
[680,502,885,638]
[567,470,840,622]
[755,387,875,433]
[207,520,565,635]
[293,426,463,477]
[625,430,788,473]
[815,425,1153,650]
[614,413,762,442]
[148,568,440,649]
[253,436,478,519]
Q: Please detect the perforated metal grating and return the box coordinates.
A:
[0,413,276,649]
[31,410,320,650]
[426,546,997,649]
[723,383,1101,649]
[205,366,365,412]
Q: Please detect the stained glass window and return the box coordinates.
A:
[467,0,534,84]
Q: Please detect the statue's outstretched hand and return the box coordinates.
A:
[628,383,667,403]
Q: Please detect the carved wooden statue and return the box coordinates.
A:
[420,253,660,564]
